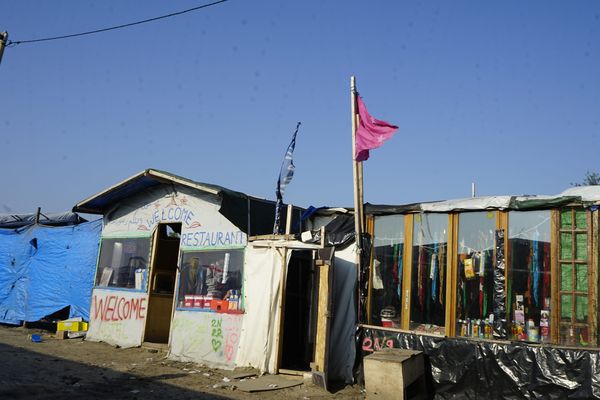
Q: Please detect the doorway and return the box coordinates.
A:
[144,223,181,344]
[280,250,316,371]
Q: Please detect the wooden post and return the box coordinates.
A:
[550,210,560,344]
[401,214,414,330]
[35,207,41,224]
[0,32,8,65]
[285,204,293,235]
[351,76,363,247]
[351,76,365,321]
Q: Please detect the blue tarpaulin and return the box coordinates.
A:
[0,219,101,324]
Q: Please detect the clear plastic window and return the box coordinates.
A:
[410,213,447,334]
[455,212,496,339]
[95,237,152,290]
[371,215,404,328]
[177,249,244,313]
[507,211,551,343]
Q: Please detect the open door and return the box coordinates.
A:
[278,246,335,390]
[311,247,335,390]
[143,223,181,344]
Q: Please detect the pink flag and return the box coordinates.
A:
[354,95,398,161]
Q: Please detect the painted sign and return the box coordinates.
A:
[86,289,147,348]
[168,311,242,368]
[102,185,247,249]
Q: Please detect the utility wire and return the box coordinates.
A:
[6,0,229,47]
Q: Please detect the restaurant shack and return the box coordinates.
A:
[73,169,301,369]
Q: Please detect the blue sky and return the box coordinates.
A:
[1,1,599,214]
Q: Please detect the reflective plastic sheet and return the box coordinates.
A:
[360,327,600,399]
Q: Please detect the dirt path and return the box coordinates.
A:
[0,325,363,399]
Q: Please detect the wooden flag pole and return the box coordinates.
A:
[351,75,365,323]
[350,76,363,251]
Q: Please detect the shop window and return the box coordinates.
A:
[558,208,590,346]
[410,213,447,334]
[371,215,404,327]
[455,212,495,339]
[177,249,244,313]
[95,237,152,290]
[507,211,551,343]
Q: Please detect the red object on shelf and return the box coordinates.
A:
[211,300,229,313]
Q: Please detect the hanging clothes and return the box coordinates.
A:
[478,253,484,317]
[431,243,438,303]
[542,242,551,303]
[532,239,540,307]
[397,247,403,298]
[438,244,446,305]
[418,245,426,312]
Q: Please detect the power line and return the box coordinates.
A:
[6,0,230,47]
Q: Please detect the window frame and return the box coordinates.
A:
[93,235,153,292]
[175,247,246,313]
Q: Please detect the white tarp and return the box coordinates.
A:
[235,244,287,373]
[559,186,600,203]
[420,196,512,212]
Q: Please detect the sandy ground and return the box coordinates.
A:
[0,325,364,400]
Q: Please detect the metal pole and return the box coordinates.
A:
[0,32,8,65]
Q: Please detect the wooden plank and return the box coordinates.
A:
[366,215,374,325]
[401,214,414,330]
[551,209,560,344]
[313,262,331,373]
[249,234,296,242]
[445,213,458,337]
[590,210,597,345]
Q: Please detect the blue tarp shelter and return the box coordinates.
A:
[0,218,101,324]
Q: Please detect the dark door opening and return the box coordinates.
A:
[144,223,181,344]
[280,250,316,371]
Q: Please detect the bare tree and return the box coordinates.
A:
[571,171,600,186]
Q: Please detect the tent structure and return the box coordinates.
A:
[0,212,101,325]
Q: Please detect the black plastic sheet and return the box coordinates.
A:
[360,327,600,399]
[493,229,507,339]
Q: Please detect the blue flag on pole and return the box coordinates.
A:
[273,122,301,234]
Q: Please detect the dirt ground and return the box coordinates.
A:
[0,325,364,400]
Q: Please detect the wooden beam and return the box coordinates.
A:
[445,213,459,337]
[589,210,597,345]
[401,214,414,330]
[366,215,374,325]
[313,261,332,373]
[551,209,560,344]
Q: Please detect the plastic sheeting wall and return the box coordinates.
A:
[0,219,101,324]
[361,327,600,399]
[328,244,358,383]
[235,244,287,372]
